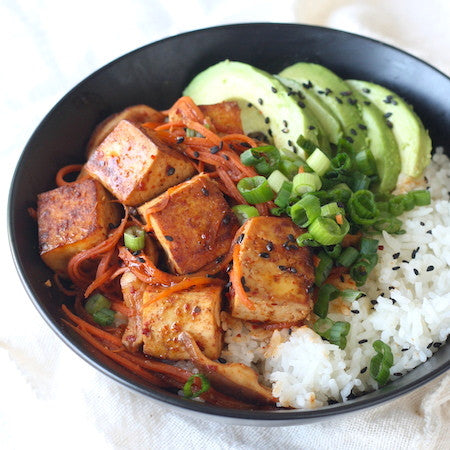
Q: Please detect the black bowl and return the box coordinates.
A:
[8,23,450,425]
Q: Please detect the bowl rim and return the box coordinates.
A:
[8,22,450,424]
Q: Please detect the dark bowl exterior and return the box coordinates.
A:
[8,23,450,425]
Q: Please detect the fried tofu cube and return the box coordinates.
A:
[37,178,120,276]
[198,102,243,135]
[230,217,314,323]
[138,173,239,274]
[141,284,222,360]
[84,120,195,206]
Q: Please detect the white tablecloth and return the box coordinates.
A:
[1,1,449,448]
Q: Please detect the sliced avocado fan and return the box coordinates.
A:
[349,89,401,192]
[275,75,342,145]
[279,63,368,152]
[347,80,432,178]
[183,60,323,159]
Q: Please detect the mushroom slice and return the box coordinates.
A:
[178,331,276,405]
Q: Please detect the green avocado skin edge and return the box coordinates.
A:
[347,80,432,179]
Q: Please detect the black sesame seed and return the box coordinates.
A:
[401,348,409,352]
[426,265,434,271]
[132,250,141,256]
[413,268,419,275]
[278,265,288,271]
[384,112,392,118]
[335,96,343,104]
[394,372,402,377]
[288,328,292,335]
[362,87,371,93]
[287,234,295,242]
[176,136,185,144]
[165,235,174,241]
[259,252,270,258]
[222,214,231,225]
[266,241,274,252]
[224,282,231,289]
[226,263,233,273]
[426,230,432,234]
[282,128,289,133]
[340,275,345,283]
[137,257,145,263]
[358,123,367,130]
[193,151,199,158]
[360,367,368,374]
[427,342,433,349]
[391,298,397,304]
[201,187,209,196]
[341,91,352,96]
[289,267,297,273]
[371,299,378,305]
[167,166,175,176]
[287,90,296,96]
[386,120,393,129]
[327,399,339,405]
[364,100,371,106]
[345,136,354,143]
[240,142,251,148]
[268,129,273,137]
[288,140,293,146]
[351,309,360,314]
[392,266,401,271]
[258,98,264,105]
[247,102,253,108]
[215,255,224,264]
[206,274,215,278]
[222,154,229,161]
[358,339,368,344]
[308,125,316,130]
[392,100,398,105]
[325,88,332,95]
[108,222,118,229]
[389,286,395,290]
[218,357,227,364]
[420,221,425,226]
[240,276,246,285]
[303,81,313,89]
[243,285,251,292]
[412,247,420,259]
[265,117,270,124]
[271,86,278,93]
[318,90,325,95]
[380,292,385,297]
[283,120,288,128]
[348,98,357,105]
[350,128,357,135]
[433,342,442,348]
[297,101,306,108]
[210,145,220,154]
[237,234,245,244]
[392,252,400,259]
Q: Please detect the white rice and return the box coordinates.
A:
[223,149,450,409]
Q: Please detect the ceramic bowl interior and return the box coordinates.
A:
[8,23,450,425]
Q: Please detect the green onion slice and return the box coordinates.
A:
[373,214,403,234]
[324,244,342,259]
[313,283,339,318]
[293,172,322,195]
[183,374,210,398]
[297,135,317,156]
[290,194,321,228]
[370,340,394,386]
[313,318,351,350]
[321,202,344,218]
[267,170,289,193]
[348,190,379,225]
[359,237,379,255]
[355,148,377,176]
[124,226,146,252]
[232,204,259,225]
[315,253,334,287]
[237,176,274,204]
[309,216,350,245]
[306,148,331,176]
[336,246,359,267]
[331,152,352,172]
[350,254,378,286]
[388,196,405,217]
[93,308,116,327]
[411,190,431,206]
[350,171,371,191]
[249,145,281,176]
[274,181,293,208]
[85,293,111,315]
[340,289,364,301]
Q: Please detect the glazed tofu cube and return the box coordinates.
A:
[85,120,195,206]
[138,173,239,274]
[198,102,244,135]
[37,178,120,276]
[141,284,222,360]
[230,216,314,323]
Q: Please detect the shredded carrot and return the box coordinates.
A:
[142,277,223,308]
[298,166,305,174]
[221,134,258,148]
[28,207,37,220]
[53,274,77,296]
[56,164,84,187]
[110,300,133,317]
[335,214,344,225]
[228,244,255,310]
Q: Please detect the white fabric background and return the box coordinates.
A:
[1,1,449,448]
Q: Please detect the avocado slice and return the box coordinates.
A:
[349,89,401,192]
[346,80,432,178]
[183,60,321,158]
[275,75,342,145]
[279,63,368,152]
